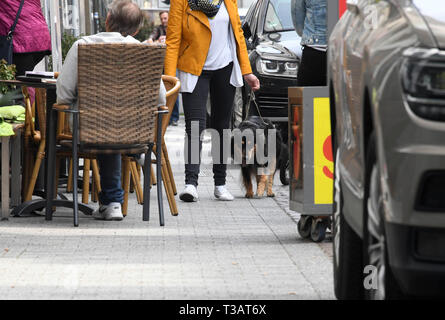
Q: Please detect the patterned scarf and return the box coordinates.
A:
[187,0,224,18]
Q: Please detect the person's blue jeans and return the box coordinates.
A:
[97,154,124,205]
[169,98,179,123]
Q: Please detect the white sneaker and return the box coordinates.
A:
[214,185,234,201]
[136,154,145,167]
[179,184,199,202]
[93,202,124,221]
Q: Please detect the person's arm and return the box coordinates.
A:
[164,0,183,77]
[231,0,252,76]
[229,0,259,90]
[56,40,80,106]
[149,26,160,42]
[293,0,306,37]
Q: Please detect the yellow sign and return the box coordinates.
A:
[313,97,333,204]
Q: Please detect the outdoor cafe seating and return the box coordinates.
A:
[0,42,179,227]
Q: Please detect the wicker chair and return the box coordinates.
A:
[21,83,100,205]
[123,75,180,216]
[21,86,46,202]
[55,101,102,204]
[48,43,167,227]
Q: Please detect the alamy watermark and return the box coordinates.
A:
[170,120,279,175]
[363,265,378,290]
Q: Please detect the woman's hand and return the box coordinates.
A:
[243,73,260,91]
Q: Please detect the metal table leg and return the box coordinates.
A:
[11,130,21,207]
[1,136,10,220]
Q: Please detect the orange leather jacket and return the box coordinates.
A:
[164,0,253,77]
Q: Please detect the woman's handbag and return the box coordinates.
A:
[0,0,25,64]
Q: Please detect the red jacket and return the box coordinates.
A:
[0,0,51,54]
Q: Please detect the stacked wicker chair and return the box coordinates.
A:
[49,43,167,227]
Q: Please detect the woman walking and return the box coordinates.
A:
[165,0,260,202]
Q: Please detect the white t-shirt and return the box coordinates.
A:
[177,2,244,93]
[203,2,233,70]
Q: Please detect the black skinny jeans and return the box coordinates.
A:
[12,51,48,76]
[182,62,235,187]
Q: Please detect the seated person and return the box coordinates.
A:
[146,11,168,44]
[56,0,166,221]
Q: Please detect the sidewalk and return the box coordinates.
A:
[0,119,334,300]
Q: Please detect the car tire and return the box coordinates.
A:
[231,87,244,129]
[333,147,364,300]
[279,158,290,186]
[363,133,405,300]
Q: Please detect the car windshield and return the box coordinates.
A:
[264,0,295,33]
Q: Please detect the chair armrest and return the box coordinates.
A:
[53,104,79,113]
[155,105,169,115]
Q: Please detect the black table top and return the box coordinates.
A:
[0,79,56,89]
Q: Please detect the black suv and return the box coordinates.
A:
[233,0,301,142]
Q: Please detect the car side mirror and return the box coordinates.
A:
[242,22,252,39]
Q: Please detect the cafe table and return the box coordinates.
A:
[0,79,93,219]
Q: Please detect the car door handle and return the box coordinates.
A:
[346,0,360,15]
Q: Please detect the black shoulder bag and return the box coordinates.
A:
[0,0,26,64]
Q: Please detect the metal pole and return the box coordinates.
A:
[49,0,63,72]
[92,0,100,34]
[327,0,340,37]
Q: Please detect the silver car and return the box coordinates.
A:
[329,0,445,299]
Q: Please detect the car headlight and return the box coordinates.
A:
[256,57,298,78]
[401,48,445,121]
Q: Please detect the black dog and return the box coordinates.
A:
[232,116,286,198]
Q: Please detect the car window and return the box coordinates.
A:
[251,0,263,36]
[245,0,259,23]
[243,0,261,38]
[264,0,294,32]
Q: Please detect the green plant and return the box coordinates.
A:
[62,32,83,62]
[0,59,16,95]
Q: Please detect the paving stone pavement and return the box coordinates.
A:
[0,119,334,300]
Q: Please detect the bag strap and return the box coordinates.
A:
[245,88,267,126]
[8,0,25,38]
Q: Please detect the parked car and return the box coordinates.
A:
[234,0,301,138]
[330,0,445,299]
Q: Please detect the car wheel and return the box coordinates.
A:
[363,133,404,300]
[333,148,364,300]
[279,158,290,186]
[231,87,244,129]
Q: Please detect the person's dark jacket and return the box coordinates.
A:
[149,24,167,41]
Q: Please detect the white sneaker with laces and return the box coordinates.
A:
[179,184,199,202]
[93,202,124,221]
[214,185,234,201]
